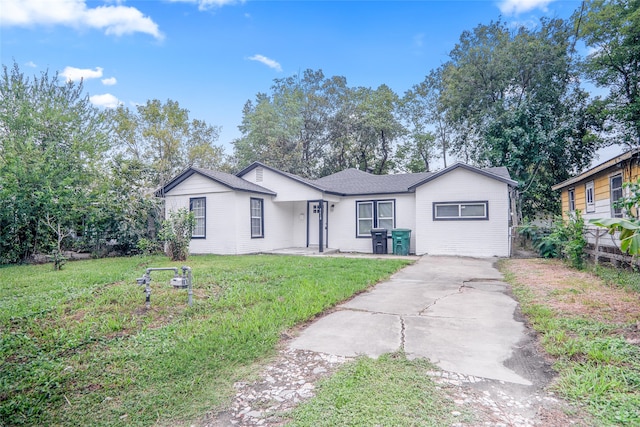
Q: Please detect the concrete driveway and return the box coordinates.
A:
[289,256,531,385]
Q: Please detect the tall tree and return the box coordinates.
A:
[110,99,226,191]
[576,0,640,146]
[233,70,404,177]
[0,62,110,263]
[439,19,600,216]
[234,70,347,177]
[400,68,452,171]
[350,84,405,174]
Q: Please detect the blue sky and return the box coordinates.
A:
[1,0,591,158]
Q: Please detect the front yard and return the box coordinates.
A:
[0,255,410,426]
[2,255,639,426]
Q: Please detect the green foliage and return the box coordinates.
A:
[591,178,640,256]
[109,99,228,190]
[0,62,111,263]
[592,264,640,293]
[234,69,405,178]
[0,255,410,426]
[591,217,640,255]
[439,19,601,216]
[576,0,640,146]
[289,353,469,426]
[158,208,195,261]
[47,250,67,271]
[400,68,451,171]
[530,213,587,268]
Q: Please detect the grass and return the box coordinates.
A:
[0,254,411,426]
[287,353,469,427]
[591,264,640,293]
[500,260,640,426]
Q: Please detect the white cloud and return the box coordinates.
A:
[102,77,117,86]
[247,54,282,72]
[0,0,163,40]
[167,0,244,11]
[60,66,103,82]
[25,61,37,68]
[90,93,121,108]
[413,33,424,48]
[497,0,555,15]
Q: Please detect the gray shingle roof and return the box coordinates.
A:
[313,169,433,195]
[160,162,516,198]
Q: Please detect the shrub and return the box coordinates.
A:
[538,212,587,269]
[158,208,195,261]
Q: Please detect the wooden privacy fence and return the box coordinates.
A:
[584,226,639,267]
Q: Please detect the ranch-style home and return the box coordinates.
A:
[157,161,518,257]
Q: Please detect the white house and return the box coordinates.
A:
[157,162,518,257]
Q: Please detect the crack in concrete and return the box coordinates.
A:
[338,306,400,317]
[400,316,406,352]
[418,285,465,315]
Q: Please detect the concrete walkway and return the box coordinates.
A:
[289,256,531,385]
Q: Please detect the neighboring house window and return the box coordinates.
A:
[585,181,595,213]
[190,197,206,238]
[568,189,575,212]
[433,201,489,220]
[356,200,395,237]
[610,174,623,218]
[250,198,264,238]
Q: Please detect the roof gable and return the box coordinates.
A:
[408,162,518,189]
[237,162,327,192]
[157,167,276,196]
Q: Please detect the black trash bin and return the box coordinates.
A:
[371,228,388,254]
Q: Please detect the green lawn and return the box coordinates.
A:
[0,254,411,426]
[287,353,469,426]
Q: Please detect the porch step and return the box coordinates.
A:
[263,247,339,256]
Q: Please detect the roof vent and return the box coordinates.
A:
[256,167,263,182]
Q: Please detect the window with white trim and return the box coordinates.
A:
[568,189,575,212]
[356,200,395,237]
[190,197,206,238]
[433,201,488,220]
[585,181,595,213]
[610,174,623,218]
[250,198,264,238]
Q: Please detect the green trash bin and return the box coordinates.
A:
[392,229,411,255]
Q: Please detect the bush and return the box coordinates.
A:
[158,209,195,261]
[538,212,587,269]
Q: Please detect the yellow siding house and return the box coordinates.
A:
[552,148,640,221]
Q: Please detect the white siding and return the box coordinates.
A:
[234,194,297,253]
[415,168,510,257]
[164,173,296,255]
[582,197,615,222]
[328,194,416,254]
[167,173,232,195]
[164,191,240,254]
[240,167,324,201]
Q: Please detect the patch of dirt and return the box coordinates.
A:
[506,258,640,325]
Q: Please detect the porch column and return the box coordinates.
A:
[318,200,324,253]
